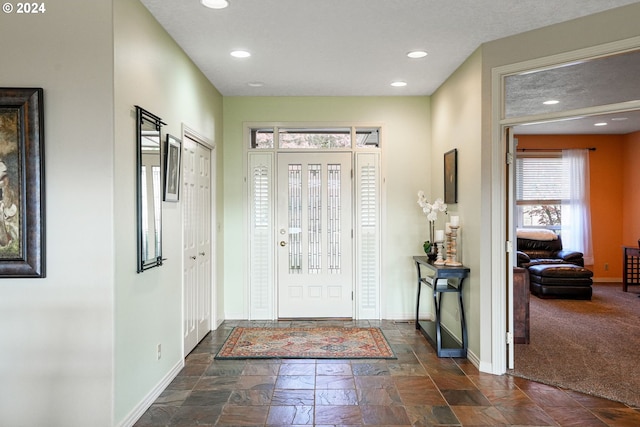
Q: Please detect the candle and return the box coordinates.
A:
[445,222,451,233]
[450,216,459,227]
[435,229,444,242]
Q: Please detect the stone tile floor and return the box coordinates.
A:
[135,320,640,426]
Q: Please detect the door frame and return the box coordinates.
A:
[181,124,217,357]
[490,37,640,375]
[243,122,384,321]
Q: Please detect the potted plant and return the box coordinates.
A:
[417,191,447,259]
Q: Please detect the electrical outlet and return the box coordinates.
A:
[604,263,609,271]
[157,344,162,360]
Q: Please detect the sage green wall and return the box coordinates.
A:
[113,0,223,424]
[222,96,432,320]
[430,48,483,364]
[0,0,114,425]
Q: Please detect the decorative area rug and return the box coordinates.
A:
[215,327,396,359]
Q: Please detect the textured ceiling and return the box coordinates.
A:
[140,0,639,97]
[139,0,640,133]
[508,49,640,134]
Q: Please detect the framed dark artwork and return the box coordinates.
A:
[164,134,181,202]
[0,88,45,277]
[444,148,457,204]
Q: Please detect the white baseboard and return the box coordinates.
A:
[213,317,225,330]
[466,348,481,370]
[592,277,622,283]
[381,312,435,322]
[224,312,246,320]
[477,356,494,374]
[116,359,184,427]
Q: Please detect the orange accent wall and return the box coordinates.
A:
[515,134,627,280]
[623,131,640,249]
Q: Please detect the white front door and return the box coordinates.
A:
[277,152,353,318]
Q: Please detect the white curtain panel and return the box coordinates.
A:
[561,149,594,265]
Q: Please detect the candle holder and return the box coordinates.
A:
[434,240,446,265]
[445,225,462,267]
[444,231,453,264]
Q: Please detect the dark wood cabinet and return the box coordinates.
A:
[623,246,640,292]
[513,267,530,344]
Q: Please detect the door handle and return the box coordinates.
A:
[280,241,287,247]
[191,256,196,260]
[199,252,205,256]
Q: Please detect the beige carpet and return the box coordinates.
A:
[510,282,640,408]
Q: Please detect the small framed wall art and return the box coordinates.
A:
[164,134,182,202]
[444,148,457,204]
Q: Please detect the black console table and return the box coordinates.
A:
[413,256,470,357]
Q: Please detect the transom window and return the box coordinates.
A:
[280,128,350,149]
[250,127,380,149]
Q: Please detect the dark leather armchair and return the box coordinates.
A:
[516,229,592,299]
[517,235,585,267]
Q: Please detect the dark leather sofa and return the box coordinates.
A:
[516,229,593,299]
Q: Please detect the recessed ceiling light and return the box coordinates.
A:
[594,122,608,127]
[230,50,251,58]
[391,81,407,87]
[201,0,229,9]
[611,117,628,121]
[543,100,559,105]
[248,82,264,87]
[407,50,428,59]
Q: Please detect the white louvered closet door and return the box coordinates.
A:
[277,152,353,318]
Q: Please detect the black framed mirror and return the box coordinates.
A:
[135,106,165,272]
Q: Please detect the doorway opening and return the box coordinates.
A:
[492,39,640,375]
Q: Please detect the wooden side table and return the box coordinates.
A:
[414,256,470,357]
[622,246,640,292]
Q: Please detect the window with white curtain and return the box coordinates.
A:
[516,149,593,264]
[515,152,566,231]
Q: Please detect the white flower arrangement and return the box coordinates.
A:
[417,191,447,249]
